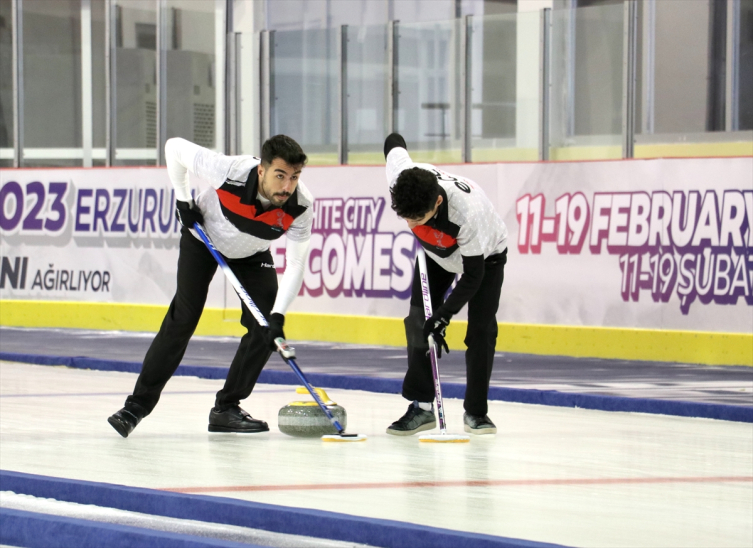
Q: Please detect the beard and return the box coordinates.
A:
[270,192,291,206]
[260,177,292,206]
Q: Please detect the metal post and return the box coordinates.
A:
[156,0,167,165]
[12,0,24,167]
[337,25,348,165]
[260,30,272,143]
[564,1,576,139]
[225,0,236,155]
[641,0,655,135]
[539,8,551,162]
[214,0,226,154]
[105,0,115,166]
[387,20,398,134]
[81,0,93,167]
[227,33,239,156]
[621,0,638,159]
[223,0,234,155]
[725,0,740,132]
[461,15,472,163]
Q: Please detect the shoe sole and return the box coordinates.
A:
[107,416,132,438]
[464,424,497,435]
[208,425,269,433]
[386,421,437,436]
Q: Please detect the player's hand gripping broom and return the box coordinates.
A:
[193,222,366,442]
[416,248,470,443]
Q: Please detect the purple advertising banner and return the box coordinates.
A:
[2,157,752,334]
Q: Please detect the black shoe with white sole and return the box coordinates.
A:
[208,406,269,433]
[463,412,497,435]
[386,403,437,436]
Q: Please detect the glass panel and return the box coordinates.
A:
[165,0,217,150]
[633,0,753,156]
[737,0,753,130]
[271,27,338,165]
[396,19,461,164]
[0,0,12,167]
[550,3,624,160]
[22,0,82,167]
[113,0,157,165]
[637,0,722,136]
[345,23,389,165]
[470,11,539,162]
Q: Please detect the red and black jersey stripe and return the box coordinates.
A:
[216,170,308,240]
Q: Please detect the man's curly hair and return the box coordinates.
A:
[390,167,440,220]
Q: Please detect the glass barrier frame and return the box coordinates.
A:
[3,0,752,168]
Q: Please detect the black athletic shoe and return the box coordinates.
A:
[107,404,146,438]
[208,406,269,433]
[463,412,497,435]
[386,403,436,436]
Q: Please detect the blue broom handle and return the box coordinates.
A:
[275,338,346,434]
[193,222,269,328]
[194,222,345,435]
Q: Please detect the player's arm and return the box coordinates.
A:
[165,137,256,197]
[271,237,310,317]
[422,253,484,357]
[422,212,486,345]
[165,138,203,202]
[165,138,211,227]
[166,137,259,228]
[422,253,484,356]
[266,206,313,344]
[441,213,486,316]
[383,133,416,186]
[441,255,485,316]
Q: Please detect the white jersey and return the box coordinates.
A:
[386,147,507,274]
[165,138,313,260]
[165,138,313,315]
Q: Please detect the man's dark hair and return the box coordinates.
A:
[261,135,308,167]
[390,167,440,219]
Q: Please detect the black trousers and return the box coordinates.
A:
[402,251,506,416]
[126,227,278,415]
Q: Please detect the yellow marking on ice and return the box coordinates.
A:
[322,435,367,442]
[419,437,471,443]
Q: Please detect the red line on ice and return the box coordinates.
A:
[163,476,753,494]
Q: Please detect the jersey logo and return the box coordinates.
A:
[412,225,458,257]
[252,207,294,231]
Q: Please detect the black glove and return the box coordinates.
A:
[175,200,203,229]
[423,309,451,358]
[266,313,286,351]
[384,133,407,159]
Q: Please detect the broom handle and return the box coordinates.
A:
[275,338,346,435]
[194,222,346,436]
[193,223,269,328]
[417,248,447,433]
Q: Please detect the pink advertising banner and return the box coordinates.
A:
[2,157,751,333]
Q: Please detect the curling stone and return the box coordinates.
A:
[278,387,347,437]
